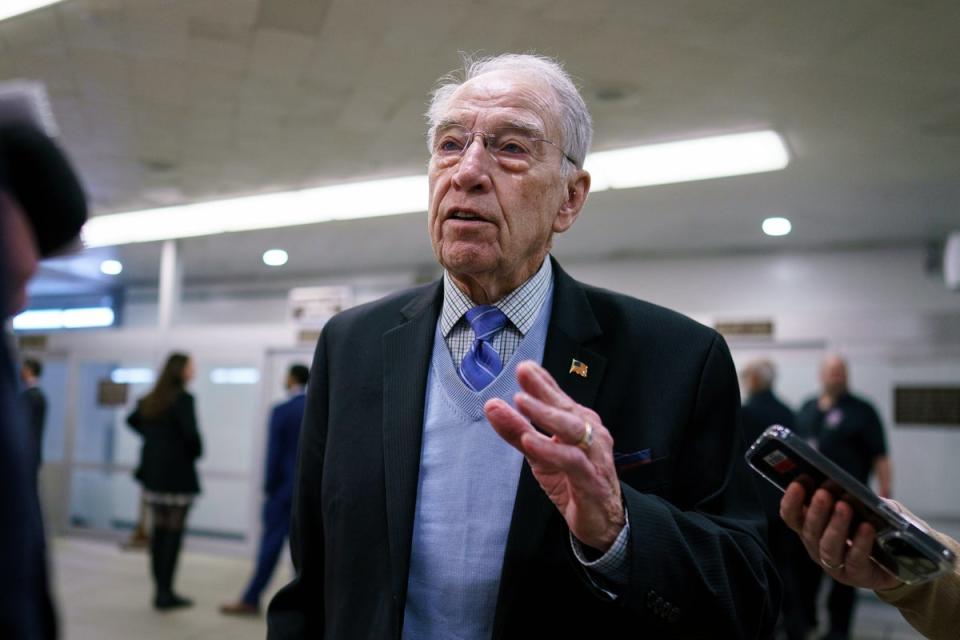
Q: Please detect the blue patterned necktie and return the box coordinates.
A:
[459,305,509,391]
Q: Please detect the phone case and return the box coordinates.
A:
[746,425,956,585]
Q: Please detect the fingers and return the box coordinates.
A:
[802,488,836,548]
[513,360,608,448]
[484,398,593,478]
[514,390,590,446]
[780,482,807,531]
[516,361,579,413]
[818,500,853,572]
[845,522,877,579]
[484,397,543,450]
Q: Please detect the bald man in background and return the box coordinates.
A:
[0,122,88,639]
[795,354,892,640]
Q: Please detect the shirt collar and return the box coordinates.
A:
[440,258,553,338]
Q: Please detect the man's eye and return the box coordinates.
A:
[498,140,529,155]
[438,138,464,153]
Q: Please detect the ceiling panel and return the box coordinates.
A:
[0,0,956,296]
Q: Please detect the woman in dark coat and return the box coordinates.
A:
[127,353,203,610]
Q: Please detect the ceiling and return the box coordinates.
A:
[3,0,959,293]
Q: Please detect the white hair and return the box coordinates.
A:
[425,53,593,170]
[742,358,777,391]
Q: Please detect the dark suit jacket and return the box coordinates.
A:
[267,259,779,639]
[1,326,56,639]
[127,391,203,494]
[21,386,46,470]
[264,392,306,508]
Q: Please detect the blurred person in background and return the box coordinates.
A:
[20,357,47,471]
[221,363,309,616]
[795,353,892,640]
[781,483,960,640]
[740,359,811,640]
[0,122,87,638]
[127,353,204,610]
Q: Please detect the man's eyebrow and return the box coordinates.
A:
[434,117,546,138]
[494,119,546,138]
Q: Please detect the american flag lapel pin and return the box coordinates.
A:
[569,359,588,378]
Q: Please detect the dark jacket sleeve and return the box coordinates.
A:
[614,334,780,638]
[263,405,284,495]
[267,329,329,638]
[174,393,203,460]
[126,403,144,434]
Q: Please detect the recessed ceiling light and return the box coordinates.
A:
[0,1,67,22]
[762,217,792,237]
[263,249,288,266]
[100,259,123,275]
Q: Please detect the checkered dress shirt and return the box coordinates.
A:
[440,258,553,366]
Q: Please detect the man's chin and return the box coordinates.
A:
[439,247,498,277]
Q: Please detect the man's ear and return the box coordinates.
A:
[553,169,590,234]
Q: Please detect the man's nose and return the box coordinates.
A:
[451,133,493,192]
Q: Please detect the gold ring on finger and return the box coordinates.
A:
[576,421,593,451]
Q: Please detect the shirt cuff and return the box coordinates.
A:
[569,510,630,597]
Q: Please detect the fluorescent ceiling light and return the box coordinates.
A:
[100,259,123,275]
[0,0,67,22]
[210,368,261,385]
[111,368,155,384]
[83,175,429,248]
[762,216,792,237]
[584,130,789,191]
[82,130,789,247]
[13,306,115,331]
[263,249,288,266]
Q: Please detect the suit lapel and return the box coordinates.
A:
[381,282,443,627]
[492,259,607,638]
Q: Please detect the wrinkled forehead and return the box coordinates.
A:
[821,357,847,376]
[440,70,561,137]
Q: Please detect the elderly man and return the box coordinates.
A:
[267,54,778,639]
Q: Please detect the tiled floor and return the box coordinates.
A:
[52,537,276,640]
[51,536,925,639]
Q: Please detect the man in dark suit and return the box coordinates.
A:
[267,53,779,639]
[221,364,309,615]
[740,359,811,640]
[1,122,87,639]
[20,358,47,471]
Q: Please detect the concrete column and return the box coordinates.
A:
[157,239,182,330]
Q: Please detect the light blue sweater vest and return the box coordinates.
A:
[401,289,553,640]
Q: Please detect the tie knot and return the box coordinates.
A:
[464,305,508,341]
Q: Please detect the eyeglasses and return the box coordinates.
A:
[431,125,577,169]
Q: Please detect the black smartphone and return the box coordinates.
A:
[745,425,956,585]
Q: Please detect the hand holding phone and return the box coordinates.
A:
[746,425,955,585]
[781,482,901,590]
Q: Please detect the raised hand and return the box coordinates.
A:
[485,360,624,552]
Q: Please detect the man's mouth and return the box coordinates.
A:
[448,210,487,222]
